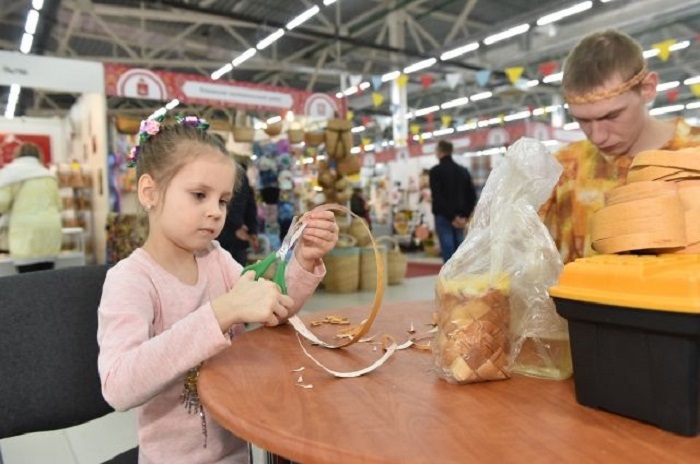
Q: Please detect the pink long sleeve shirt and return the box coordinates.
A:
[97,242,323,463]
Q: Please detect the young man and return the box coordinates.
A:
[429,139,477,262]
[540,29,700,264]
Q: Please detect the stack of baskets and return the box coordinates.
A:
[321,235,360,293]
[377,236,408,285]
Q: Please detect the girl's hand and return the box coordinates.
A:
[294,210,338,272]
[211,271,294,330]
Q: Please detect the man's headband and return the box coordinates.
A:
[564,66,649,105]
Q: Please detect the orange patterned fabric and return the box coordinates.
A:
[540,119,700,264]
[564,67,648,104]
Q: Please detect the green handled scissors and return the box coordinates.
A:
[241,218,307,295]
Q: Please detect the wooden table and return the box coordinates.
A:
[199,300,700,464]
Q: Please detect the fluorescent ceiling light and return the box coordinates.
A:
[343,86,359,96]
[504,110,531,122]
[483,24,530,46]
[686,102,700,110]
[433,128,455,136]
[232,47,256,67]
[440,97,469,109]
[266,115,282,124]
[536,1,592,26]
[440,42,479,61]
[5,83,21,119]
[32,0,44,10]
[351,126,366,133]
[323,0,337,4]
[456,122,477,131]
[350,146,361,154]
[286,5,320,30]
[165,99,180,110]
[543,72,563,83]
[149,107,167,120]
[19,33,33,54]
[420,133,433,140]
[656,81,680,92]
[563,122,580,130]
[684,76,700,86]
[335,91,343,98]
[359,81,370,90]
[414,105,440,117]
[470,91,492,101]
[649,104,685,116]
[211,63,233,80]
[403,58,437,74]
[256,28,285,50]
[533,108,546,116]
[25,9,39,34]
[670,40,690,51]
[364,143,375,151]
[381,71,400,82]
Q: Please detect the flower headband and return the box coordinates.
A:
[126,114,211,167]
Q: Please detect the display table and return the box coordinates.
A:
[199,300,700,463]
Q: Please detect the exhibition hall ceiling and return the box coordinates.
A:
[1,0,700,129]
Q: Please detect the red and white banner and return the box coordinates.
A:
[104,64,344,117]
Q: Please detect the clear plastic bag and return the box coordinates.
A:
[433,138,570,384]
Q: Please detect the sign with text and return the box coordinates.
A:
[0,51,105,94]
[105,64,343,116]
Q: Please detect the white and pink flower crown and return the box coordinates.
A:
[126,114,210,167]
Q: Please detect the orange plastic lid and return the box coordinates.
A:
[549,254,700,313]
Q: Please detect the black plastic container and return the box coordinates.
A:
[554,297,700,436]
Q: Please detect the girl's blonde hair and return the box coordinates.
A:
[563,30,645,97]
[135,122,230,192]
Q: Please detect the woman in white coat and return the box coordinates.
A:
[0,143,62,272]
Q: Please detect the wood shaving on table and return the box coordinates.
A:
[408,322,416,334]
[291,366,305,372]
[295,333,411,378]
[297,375,304,383]
[296,384,314,389]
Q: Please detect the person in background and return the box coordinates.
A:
[97,115,338,463]
[350,186,372,229]
[0,142,62,273]
[218,159,259,266]
[429,139,477,262]
[540,29,700,264]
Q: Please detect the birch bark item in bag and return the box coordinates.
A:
[433,138,568,384]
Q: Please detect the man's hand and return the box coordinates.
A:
[452,216,467,229]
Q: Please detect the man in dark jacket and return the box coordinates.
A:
[218,161,259,266]
[429,139,477,262]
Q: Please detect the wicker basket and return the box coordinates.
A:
[377,236,408,285]
[360,245,388,291]
[233,126,255,142]
[114,116,141,135]
[264,122,283,137]
[348,217,371,247]
[288,129,304,144]
[305,131,325,147]
[321,235,360,293]
[325,118,353,160]
[337,154,361,175]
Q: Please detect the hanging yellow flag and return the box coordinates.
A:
[653,39,677,62]
[372,92,384,107]
[690,83,700,98]
[505,67,524,85]
[410,123,421,135]
[361,137,372,147]
[441,115,452,128]
[346,110,354,120]
[499,114,505,125]
[397,74,409,88]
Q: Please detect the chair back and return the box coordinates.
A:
[0,265,113,438]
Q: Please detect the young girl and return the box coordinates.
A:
[97,115,338,463]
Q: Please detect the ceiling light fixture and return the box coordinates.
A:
[211,63,233,80]
[440,97,469,109]
[536,1,592,26]
[656,81,680,92]
[403,58,437,74]
[381,70,400,82]
[19,32,33,54]
[31,0,44,10]
[4,84,21,119]
[25,9,39,35]
[232,47,257,67]
[286,5,320,30]
[469,91,492,101]
[256,28,285,50]
[440,42,479,61]
[483,24,530,46]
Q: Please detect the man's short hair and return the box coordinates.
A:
[437,139,453,156]
[562,30,645,96]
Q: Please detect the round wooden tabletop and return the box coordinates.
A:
[199,300,700,464]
